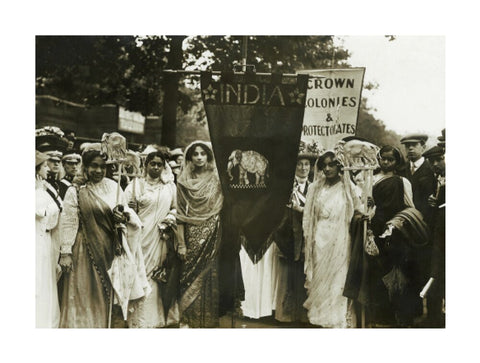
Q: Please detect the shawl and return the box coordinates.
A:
[386,207,429,248]
[371,175,407,236]
[176,141,223,225]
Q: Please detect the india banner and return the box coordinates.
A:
[299,68,365,150]
[201,71,309,263]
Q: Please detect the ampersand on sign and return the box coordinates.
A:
[326,113,333,122]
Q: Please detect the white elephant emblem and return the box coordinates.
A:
[227,149,269,186]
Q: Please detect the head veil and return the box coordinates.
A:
[176,140,224,225]
[302,149,362,287]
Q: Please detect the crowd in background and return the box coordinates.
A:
[35,126,445,328]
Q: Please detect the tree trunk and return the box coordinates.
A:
[161,36,185,148]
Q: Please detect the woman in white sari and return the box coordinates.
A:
[35,151,62,328]
[125,151,180,328]
[303,151,362,328]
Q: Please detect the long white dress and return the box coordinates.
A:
[35,180,61,328]
[240,244,277,319]
[124,177,179,327]
[303,180,358,328]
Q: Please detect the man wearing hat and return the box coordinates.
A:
[59,153,81,199]
[423,137,446,327]
[401,133,437,224]
[41,150,63,194]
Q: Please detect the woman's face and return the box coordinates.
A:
[37,161,50,180]
[322,156,340,180]
[86,156,106,184]
[296,158,311,179]
[379,150,397,173]
[146,156,163,179]
[191,146,208,168]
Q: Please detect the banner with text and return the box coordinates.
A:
[201,72,309,263]
[299,68,365,150]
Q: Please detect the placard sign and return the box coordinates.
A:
[299,68,365,150]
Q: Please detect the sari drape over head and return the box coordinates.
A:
[176,141,224,327]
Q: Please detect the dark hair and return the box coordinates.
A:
[316,151,341,171]
[378,145,406,173]
[185,143,213,162]
[145,151,166,167]
[82,150,107,167]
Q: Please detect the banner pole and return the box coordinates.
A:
[242,36,248,72]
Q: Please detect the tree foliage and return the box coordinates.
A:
[185,35,350,73]
[36,35,170,115]
[36,35,399,148]
[36,35,350,116]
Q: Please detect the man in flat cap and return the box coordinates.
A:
[59,153,81,199]
[401,133,437,224]
[422,138,446,328]
[401,133,438,326]
[41,149,63,194]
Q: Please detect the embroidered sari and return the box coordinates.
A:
[177,141,224,328]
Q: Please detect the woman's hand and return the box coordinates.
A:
[128,200,138,212]
[176,224,187,261]
[113,205,127,224]
[360,214,371,222]
[59,254,73,273]
[428,194,438,208]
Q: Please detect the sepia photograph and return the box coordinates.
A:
[34,34,445,329]
[3,1,479,362]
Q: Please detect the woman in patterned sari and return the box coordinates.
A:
[58,149,149,328]
[176,141,224,328]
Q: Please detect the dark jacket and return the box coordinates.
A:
[405,159,436,226]
[274,180,310,262]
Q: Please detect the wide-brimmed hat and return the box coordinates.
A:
[36,126,69,154]
[298,140,322,162]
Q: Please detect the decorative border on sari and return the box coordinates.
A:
[179,219,221,314]
[77,186,113,305]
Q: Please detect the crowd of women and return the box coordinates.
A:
[35,126,446,328]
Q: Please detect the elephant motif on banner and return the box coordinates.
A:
[227,149,269,187]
